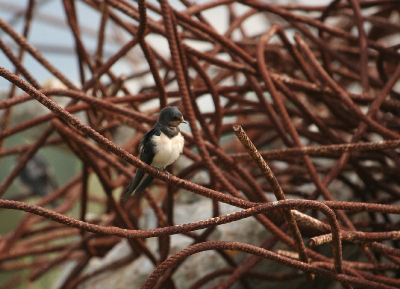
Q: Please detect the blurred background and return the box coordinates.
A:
[0,0,400,288]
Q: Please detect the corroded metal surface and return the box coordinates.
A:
[0,0,400,288]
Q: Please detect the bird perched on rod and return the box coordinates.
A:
[122,107,186,200]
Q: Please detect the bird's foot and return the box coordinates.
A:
[152,166,160,175]
[162,168,171,180]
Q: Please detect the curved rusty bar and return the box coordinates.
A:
[1,1,400,288]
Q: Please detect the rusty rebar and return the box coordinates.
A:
[1,1,399,288]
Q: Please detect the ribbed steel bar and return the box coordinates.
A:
[0,1,399,288]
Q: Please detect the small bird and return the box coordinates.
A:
[18,154,58,202]
[122,107,186,199]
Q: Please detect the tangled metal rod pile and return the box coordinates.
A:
[0,0,400,288]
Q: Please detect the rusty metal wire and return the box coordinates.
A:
[0,0,400,288]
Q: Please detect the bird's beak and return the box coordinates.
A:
[181,118,187,124]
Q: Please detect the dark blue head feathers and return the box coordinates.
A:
[157,107,186,126]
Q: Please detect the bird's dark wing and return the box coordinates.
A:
[122,127,160,200]
[132,175,155,196]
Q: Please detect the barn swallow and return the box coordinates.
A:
[122,107,186,199]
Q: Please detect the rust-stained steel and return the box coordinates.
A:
[0,0,400,288]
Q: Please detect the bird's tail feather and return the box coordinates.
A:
[122,169,145,200]
[133,175,155,196]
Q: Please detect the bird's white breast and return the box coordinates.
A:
[151,132,184,168]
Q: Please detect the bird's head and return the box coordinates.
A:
[158,107,187,127]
